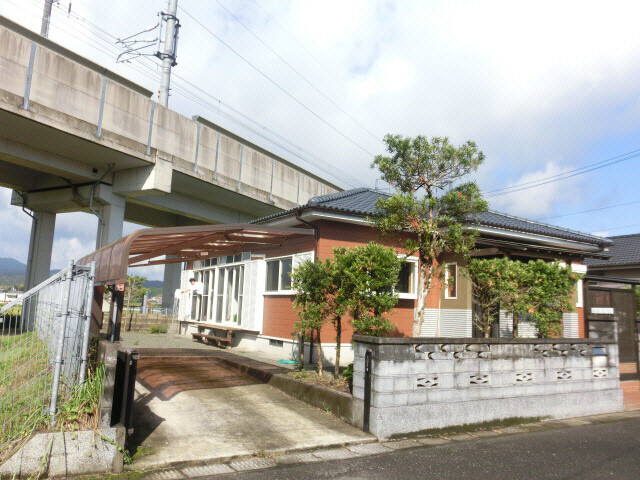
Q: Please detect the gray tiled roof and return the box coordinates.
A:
[583,233,640,267]
[252,188,610,247]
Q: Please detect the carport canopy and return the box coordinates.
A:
[78,223,314,285]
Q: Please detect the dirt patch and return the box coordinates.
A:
[287,371,350,394]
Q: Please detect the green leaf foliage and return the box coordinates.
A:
[467,258,582,338]
[334,242,402,336]
[126,274,150,309]
[371,134,488,335]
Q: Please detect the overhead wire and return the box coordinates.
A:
[214,0,383,143]
[177,4,378,158]
[536,199,640,221]
[591,223,640,235]
[12,0,368,188]
[249,0,392,130]
[485,148,640,197]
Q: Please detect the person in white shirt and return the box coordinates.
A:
[182,278,204,321]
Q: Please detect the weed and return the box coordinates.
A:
[149,326,167,334]
[55,363,104,431]
[0,332,52,460]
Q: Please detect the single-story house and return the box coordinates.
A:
[177,188,612,365]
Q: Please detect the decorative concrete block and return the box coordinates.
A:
[441,344,466,352]
[416,343,442,353]
[428,352,454,361]
[465,344,490,352]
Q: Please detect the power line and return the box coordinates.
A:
[214,0,383,143]
[178,5,378,158]
[536,199,640,221]
[55,0,368,187]
[249,0,391,130]
[485,148,640,197]
[10,0,367,188]
[591,223,640,235]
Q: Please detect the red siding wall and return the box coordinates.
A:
[261,220,418,342]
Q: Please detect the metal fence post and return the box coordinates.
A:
[49,260,75,420]
[79,262,96,384]
[363,348,372,433]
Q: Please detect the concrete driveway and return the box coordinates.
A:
[128,349,371,470]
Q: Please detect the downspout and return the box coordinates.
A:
[294,207,318,260]
[89,164,114,245]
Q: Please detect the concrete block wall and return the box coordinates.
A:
[352,335,623,438]
[100,313,175,333]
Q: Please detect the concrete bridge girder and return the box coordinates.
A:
[0,14,341,302]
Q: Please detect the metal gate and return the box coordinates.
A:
[585,281,639,380]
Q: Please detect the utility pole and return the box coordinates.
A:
[40,0,55,37]
[115,1,180,107]
[159,0,179,107]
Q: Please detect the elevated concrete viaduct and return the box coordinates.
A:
[0,15,340,304]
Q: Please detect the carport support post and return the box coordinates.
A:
[108,285,125,342]
[91,285,105,337]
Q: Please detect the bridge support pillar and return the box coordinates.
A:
[25,211,56,290]
[162,257,181,312]
[95,194,125,249]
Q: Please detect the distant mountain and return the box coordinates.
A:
[0,258,68,288]
[143,280,163,288]
[0,258,26,275]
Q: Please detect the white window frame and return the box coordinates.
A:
[264,254,295,295]
[193,255,248,326]
[397,256,418,300]
[444,262,458,300]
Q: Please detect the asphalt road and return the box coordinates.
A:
[207,417,640,480]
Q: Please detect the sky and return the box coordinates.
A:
[1,0,640,280]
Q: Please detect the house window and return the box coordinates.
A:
[445,263,457,299]
[397,258,418,299]
[265,256,293,292]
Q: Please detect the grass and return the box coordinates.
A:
[288,370,351,394]
[1,333,105,461]
[55,363,104,431]
[149,325,167,334]
[0,332,51,460]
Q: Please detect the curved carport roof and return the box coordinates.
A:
[78,224,314,285]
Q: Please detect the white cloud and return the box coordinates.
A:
[489,161,583,218]
[2,0,640,271]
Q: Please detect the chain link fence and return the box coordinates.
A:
[0,261,95,458]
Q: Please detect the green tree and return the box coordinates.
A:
[125,274,149,332]
[126,274,149,310]
[335,242,402,336]
[372,134,488,335]
[519,260,580,338]
[291,259,334,375]
[467,258,514,338]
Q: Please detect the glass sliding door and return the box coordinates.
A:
[216,268,225,323]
